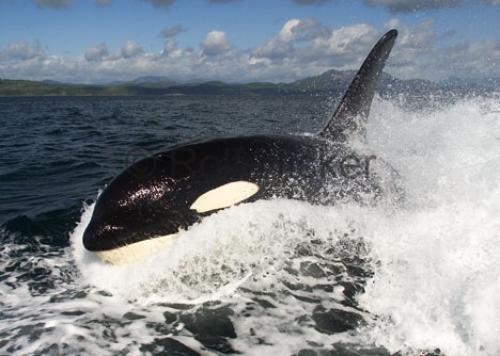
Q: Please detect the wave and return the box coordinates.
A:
[68,94,500,354]
[1,94,498,355]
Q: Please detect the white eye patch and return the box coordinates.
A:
[190,181,259,213]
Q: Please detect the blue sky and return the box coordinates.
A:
[0,0,499,83]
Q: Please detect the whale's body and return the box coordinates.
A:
[83,30,399,264]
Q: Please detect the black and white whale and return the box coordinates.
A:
[83,29,399,264]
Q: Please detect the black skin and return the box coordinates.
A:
[82,134,383,252]
[83,29,402,253]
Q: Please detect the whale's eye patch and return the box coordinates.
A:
[190,181,259,213]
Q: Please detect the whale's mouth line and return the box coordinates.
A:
[94,233,178,265]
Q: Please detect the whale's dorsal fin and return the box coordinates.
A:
[320,29,398,142]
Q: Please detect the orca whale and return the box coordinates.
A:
[83,29,399,264]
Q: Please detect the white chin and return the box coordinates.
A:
[94,233,178,265]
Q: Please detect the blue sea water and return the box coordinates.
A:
[1,93,499,355]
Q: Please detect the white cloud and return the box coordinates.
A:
[379,20,436,77]
[253,20,380,75]
[0,41,44,61]
[201,31,231,56]
[384,18,401,29]
[161,38,192,58]
[278,19,303,42]
[363,0,460,12]
[1,18,499,84]
[279,18,330,42]
[29,0,499,12]
[291,0,500,9]
[428,40,500,79]
[160,24,187,38]
[254,19,330,62]
[254,36,293,62]
[84,43,109,62]
[312,24,379,58]
[121,41,143,58]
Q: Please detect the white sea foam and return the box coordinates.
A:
[356,94,500,355]
[66,94,500,355]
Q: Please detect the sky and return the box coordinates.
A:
[0,0,499,83]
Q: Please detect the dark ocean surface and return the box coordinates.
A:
[1,94,499,355]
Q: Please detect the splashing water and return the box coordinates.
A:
[1,94,499,355]
[71,94,500,355]
[358,95,500,355]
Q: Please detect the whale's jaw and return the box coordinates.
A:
[93,233,178,265]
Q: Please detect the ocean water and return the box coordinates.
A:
[0,93,499,355]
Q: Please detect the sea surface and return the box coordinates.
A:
[1,93,499,355]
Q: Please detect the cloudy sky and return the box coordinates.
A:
[0,0,499,83]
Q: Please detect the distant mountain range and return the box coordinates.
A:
[0,70,498,96]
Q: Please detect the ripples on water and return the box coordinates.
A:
[0,94,499,355]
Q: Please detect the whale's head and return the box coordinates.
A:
[82,156,196,264]
[82,148,260,264]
